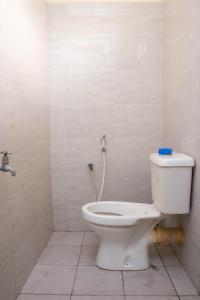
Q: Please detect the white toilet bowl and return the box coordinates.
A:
[82,201,161,270]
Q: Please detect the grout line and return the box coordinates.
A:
[156,243,182,266]
[121,271,126,299]
[81,231,85,245]
[155,244,179,297]
[36,263,82,266]
[54,231,93,233]
[20,292,184,297]
[18,293,70,297]
[71,231,85,296]
[169,244,182,265]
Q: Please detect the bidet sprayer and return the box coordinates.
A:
[88,134,107,202]
[101,134,106,152]
[0,151,16,176]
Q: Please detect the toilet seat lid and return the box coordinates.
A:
[82,201,161,226]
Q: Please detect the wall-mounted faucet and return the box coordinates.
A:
[88,162,95,171]
[0,151,16,176]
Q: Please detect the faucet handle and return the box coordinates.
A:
[0,151,12,156]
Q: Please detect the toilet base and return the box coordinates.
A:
[88,221,158,271]
[96,236,150,271]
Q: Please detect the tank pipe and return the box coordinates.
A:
[151,227,184,245]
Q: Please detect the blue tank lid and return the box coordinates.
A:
[158,148,173,155]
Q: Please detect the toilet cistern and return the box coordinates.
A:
[0,151,16,176]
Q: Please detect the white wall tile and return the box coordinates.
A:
[49,2,164,231]
[164,0,200,292]
[0,1,52,298]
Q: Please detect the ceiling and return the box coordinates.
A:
[46,0,162,3]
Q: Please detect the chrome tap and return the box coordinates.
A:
[0,151,16,176]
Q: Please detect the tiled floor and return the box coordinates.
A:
[18,232,199,300]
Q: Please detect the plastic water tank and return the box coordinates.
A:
[149,152,194,214]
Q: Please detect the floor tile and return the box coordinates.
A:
[17,295,70,300]
[22,265,76,295]
[125,297,179,300]
[83,232,99,246]
[73,266,124,296]
[48,232,84,246]
[79,246,98,265]
[166,266,198,296]
[180,297,200,300]
[37,245,81,266]
[149,245,163,266]
[72,297,125,300]
[123,267,176,296]
[156,246,180,266]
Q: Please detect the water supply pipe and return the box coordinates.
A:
[151,226,184,245]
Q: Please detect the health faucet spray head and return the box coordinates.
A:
[101,134,106,152]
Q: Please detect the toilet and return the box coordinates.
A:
[82,152,194,270]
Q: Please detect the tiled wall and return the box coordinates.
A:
[48,3,164,231]
[0,1,53,299]
[164,0,200,292]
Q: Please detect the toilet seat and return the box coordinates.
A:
[82,201,161,227]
